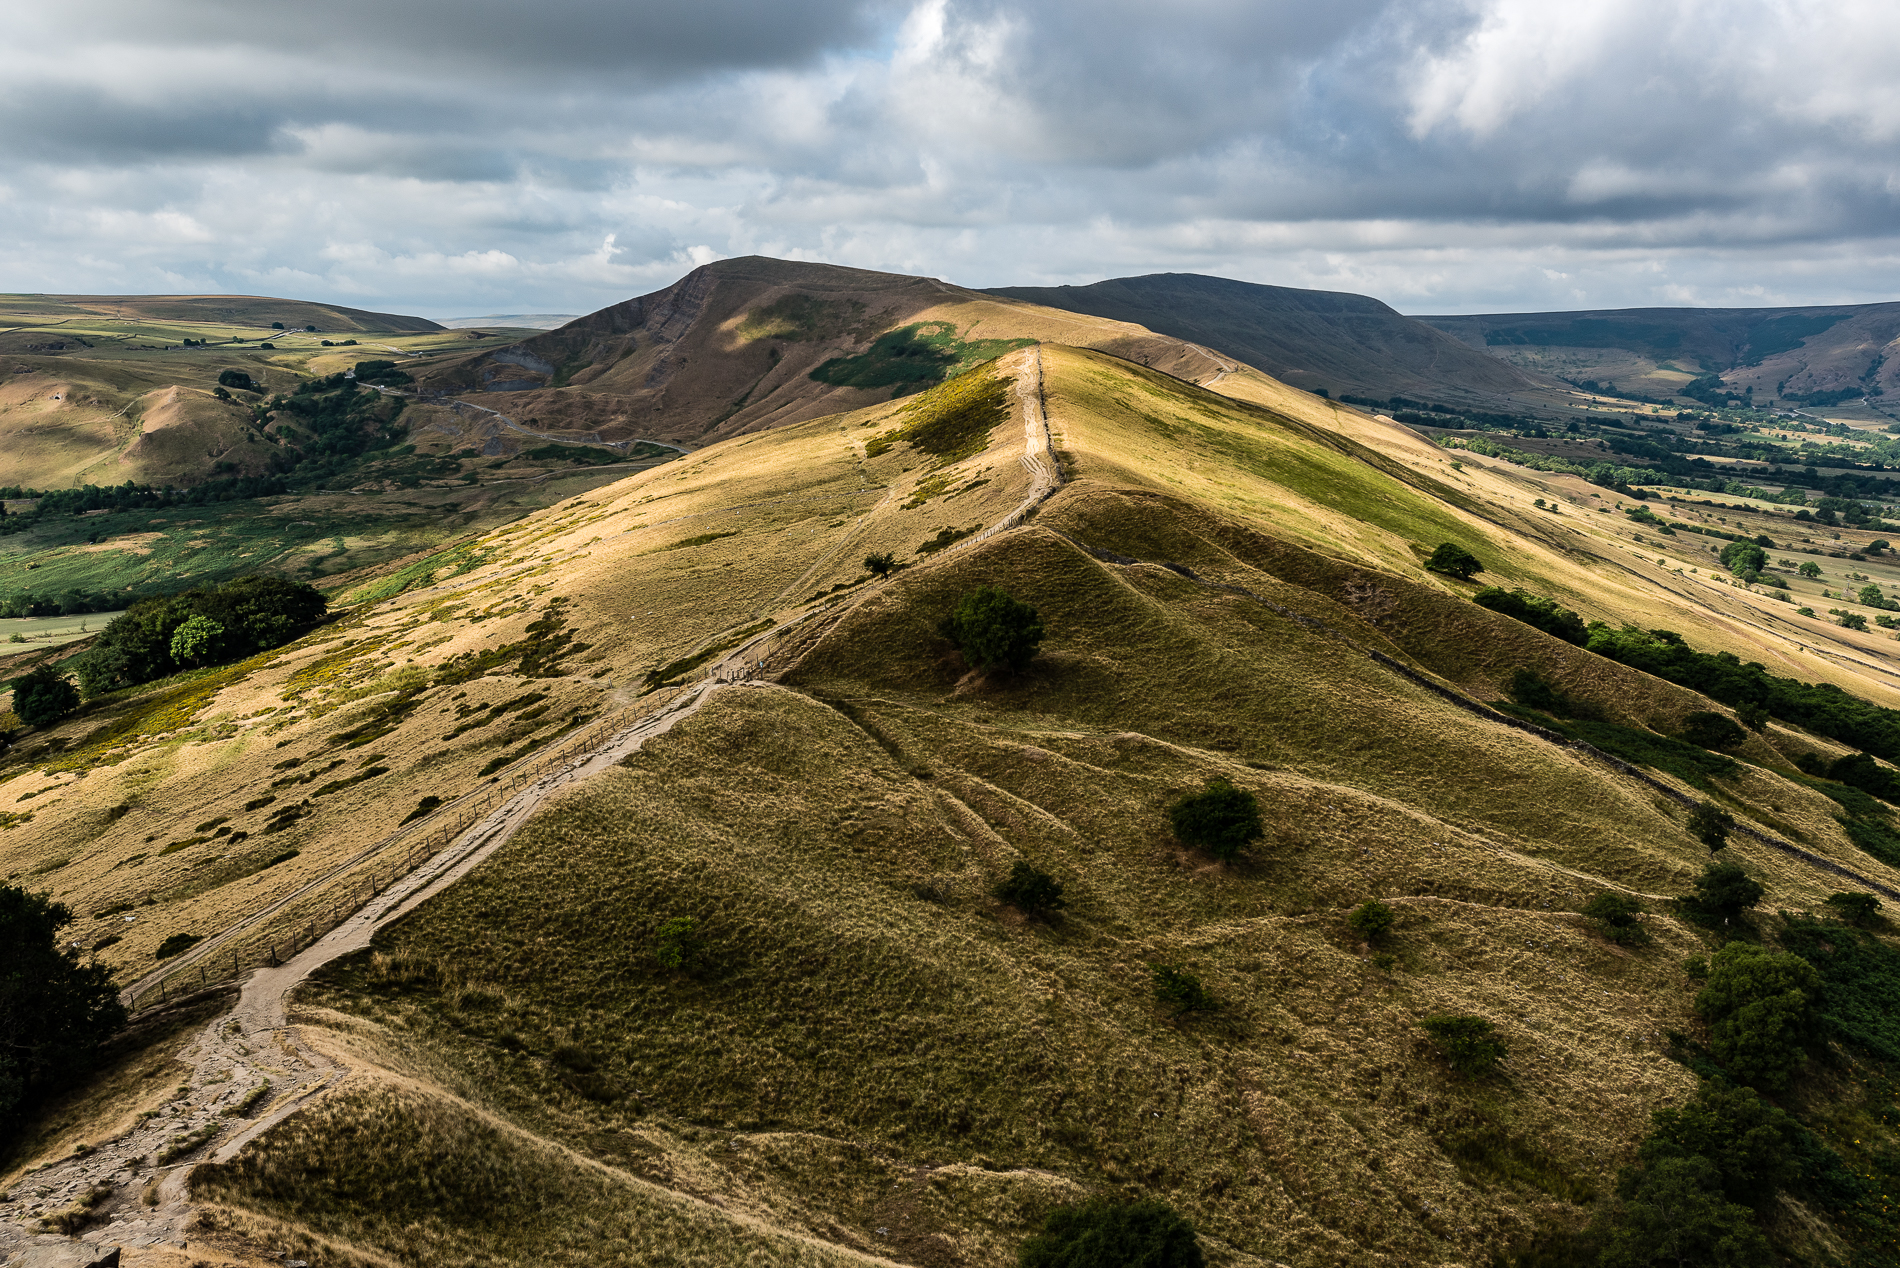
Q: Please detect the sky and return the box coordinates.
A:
[3,0,1898,318]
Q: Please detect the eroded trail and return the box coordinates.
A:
[0,347,1058,1265]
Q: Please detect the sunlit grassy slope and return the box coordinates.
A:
[15,344,1900,1265]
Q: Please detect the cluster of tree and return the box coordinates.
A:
[0,589,123,617]
[0,885,127,1133]
[1434,435,1665,494]
[71,575,327,698]
[264,371,410,483]
[1473,587,1589,644]
[1584,625,1900,763]
[939,585,1044,672]
[0,475,290,537]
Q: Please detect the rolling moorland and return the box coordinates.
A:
[11,264,1900,1266]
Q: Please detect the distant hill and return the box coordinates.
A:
[438,314,580,330]
[1418,302,1900,407]
[985,272,1552,405]
[412,256,1231,443]
[0,293,442,333]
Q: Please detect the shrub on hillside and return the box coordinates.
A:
[1823,891,1882,927]
[1472,587,1588,644]
[75,575,326,695]
[1420,1014,1506,1075]
[217,369,256,391]
[1583,893,1652,946]
[1167,779,1263,862]
[1695,942,1820,1091]
[1637,1082,1802,1210]
[864,551,896,577]
[1018,1198,1204,1268]
[1680,712,1746,751]
[11,663,81,728]
[1426,542,1484,580]
[1687,802,1737,852]
[1348,899,1396,942]
[0,885,128,1130]
[939,585,1044,673]
[654,916,698,972]
[1598,1156,1775,1268]
[1150,965,1218,1015]
[1678,860,1764,926]
[994,861,1065,917]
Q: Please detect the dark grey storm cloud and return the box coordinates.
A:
[1,0,1896,315]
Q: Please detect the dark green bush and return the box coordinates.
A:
[1472,587,1588,644]
[1687,801,1737,852]
[1167,779,1262,862]
[1678,860,1764,926]
[0,886,127,1129]
[1018,1197,1204,1268]
[1420,1014,1506,1075]
[1583,892,1652,946]
[654,917,697,971]
[994,861,1065,916]
[154,933,202,960]
[11,663,80,728]
[1637,1082,1801,1209]
[1695,942,1820,1091]
[864,551,896,577]
[217,369,256,391]
[1150,965,1218,1015]
[1426,542,1484,580]
[1598,1156,1774,1268]
[1681,712,1746,751]
[1348,899,1395,942]
[1823,891,1882,927]
[939,585,1044,673]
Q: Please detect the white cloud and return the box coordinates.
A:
[0,0,1895,315]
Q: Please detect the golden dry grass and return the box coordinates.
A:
[15,342,1900,1265]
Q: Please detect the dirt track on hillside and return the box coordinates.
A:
[0,346,1057,1266]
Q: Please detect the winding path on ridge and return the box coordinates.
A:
[0,346,1058,1264]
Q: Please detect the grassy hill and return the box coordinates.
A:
[0,294,443,336]
[12,317,1900,1265]
[409,256,1230,445]
[986,273,1555,408]
[1419,303,1900,418]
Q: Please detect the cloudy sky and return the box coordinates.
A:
[3,0,1897,318]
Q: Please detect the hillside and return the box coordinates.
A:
[11,311,1900,1266]
[986,273,1556,407]
[0,294,443,336]
[1420,303,1900,414]
[409,256,1227,444]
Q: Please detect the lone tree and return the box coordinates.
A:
[863,552,897,577]
[1168,779,1263,862]
[1687,801,1737,852]
[1348,899,1396,942]
[1419,1014,1506,1076]
[1018,1198,1204,1268]
[1584,892,1652,946]
[1695,942,1820,1091]
[994,860,1066,917]
[1680,860,1765,926]
[1425,542,1484,580]
[11,663,80,729]
[0,885,127,1129]
[940,585,1044,673]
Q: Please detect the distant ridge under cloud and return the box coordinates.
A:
[439,315,579,331]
